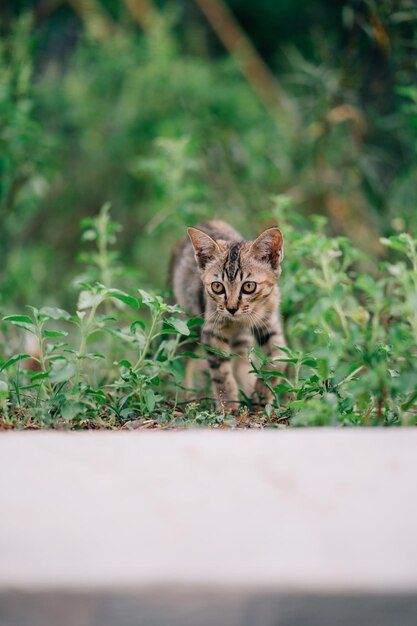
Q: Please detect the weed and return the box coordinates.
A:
[1,203,416,428]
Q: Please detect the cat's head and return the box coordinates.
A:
[188,226,284,321]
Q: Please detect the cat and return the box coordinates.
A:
[170,220,286,409]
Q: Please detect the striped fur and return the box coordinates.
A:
[170,220,286,409]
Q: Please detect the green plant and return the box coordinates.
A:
[0,205,201,428]
[250,198,417,426]
[0,15,55,307]
[1,6,417,429]
[1,202,416,429]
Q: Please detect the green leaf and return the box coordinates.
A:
[256,369,287,379]
[302,357,317,368]
[138,289,157,305]
[49,360,77,384]
[39,307,72,320]
[81,229,96,242]
[61,402,84,420]
[380,236,409,253]
[119,359,132,368]
[273,345,292,355]
[109,289,140,309]
[0,354,31,372]
[167,317,190,336]
[86,389,107,405]
[0,380,8,398]
[30,372,49,382]
[17,383,42,391]
[402,390,417,411]
[317,358,329,380]
[85,352,105,360]
[257,370,287,378]
[187,316,205,328]
[272,383,292,393]
[144,388,156,412]
[131,320,146,332]
[271,356,298,364]
[3,315,34,325]
[44,330,69,338]
[77,290,104,311]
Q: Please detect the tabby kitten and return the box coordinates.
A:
[170,220,286,409]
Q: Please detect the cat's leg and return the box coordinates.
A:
[184,357,197,395]
[231,331,256,398]
[202,327,238,411]
[254,315,287,404]
[183,333,212,399]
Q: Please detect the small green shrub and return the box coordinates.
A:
[1,201,416,428]
[1,9,417,428]
[1,205,201,428]
[4,9,417,308]
[251,197,417,426]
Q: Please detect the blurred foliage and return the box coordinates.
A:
[0,1,416,310]
[0,0,416,427]
[1,202,416,428]
[257,197,417,426]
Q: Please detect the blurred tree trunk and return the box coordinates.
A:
[123,0,158,30]
[67,0,115,39]
[194,0,294,124]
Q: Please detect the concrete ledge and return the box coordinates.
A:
[1,590,417,626]
[1,430,417,624]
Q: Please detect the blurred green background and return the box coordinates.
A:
[1,0,417,310]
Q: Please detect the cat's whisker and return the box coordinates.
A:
[210,311,223,335]
[205,309,218,324]
[247,312,259,334]
[249,309,269,333]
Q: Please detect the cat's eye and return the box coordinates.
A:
[242,281,257,294]
[211,281,225,294]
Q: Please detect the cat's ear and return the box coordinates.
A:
[250,227,284,270]
[188,227,220,270]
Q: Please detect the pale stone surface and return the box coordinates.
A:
[1,429,417,593]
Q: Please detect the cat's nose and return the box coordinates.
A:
[226,306,238,315]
